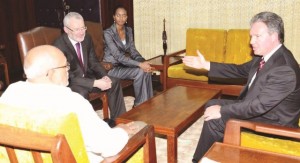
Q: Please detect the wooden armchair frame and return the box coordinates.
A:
[0,124,157,163]
[0,124,76,163]
[113,125,157,163]
[223,119,300,146]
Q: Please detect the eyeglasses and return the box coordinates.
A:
[51,62,70,70]
[65,26,87,32]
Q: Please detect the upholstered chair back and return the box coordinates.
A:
[185,28,227,63]
[17,27,61,66]
[0,103,89,162]
[224,29,253,64]
[85,21,105,62]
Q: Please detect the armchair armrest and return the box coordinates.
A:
[224,119,300,146]
[163,49,186,68]
[113,125,157,163]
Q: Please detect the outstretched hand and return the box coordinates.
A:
[182,50,210,70]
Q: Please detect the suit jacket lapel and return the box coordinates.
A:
[238,57,261,99]
[111,24,127,51]
[124,27,130,50]
[242,47,283,97]
[81,40,88,71]
[62,34,85,72]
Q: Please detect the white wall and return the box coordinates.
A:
[134,0,300,62]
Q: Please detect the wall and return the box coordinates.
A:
[133,0,300,62]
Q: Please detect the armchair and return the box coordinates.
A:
[224,119,300,157]
[16,25,110,119]
[0,103,157,163]
[164,29,252,96]
[0,124,76,163]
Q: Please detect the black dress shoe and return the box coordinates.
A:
[192,158,199,163]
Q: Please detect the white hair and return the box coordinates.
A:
[23,46,57,79]
[63,12,84,27]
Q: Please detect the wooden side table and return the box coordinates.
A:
[147,55,181,90]
[0,45,9,86]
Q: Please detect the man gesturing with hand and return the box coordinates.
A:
[183,12,300,163]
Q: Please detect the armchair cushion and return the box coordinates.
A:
[241,132,300,156]
[224,119,300,158]
[0,103,88,162]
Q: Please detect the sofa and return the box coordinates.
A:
[164,29,253,96]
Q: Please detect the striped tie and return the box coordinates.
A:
[75,42,84,68]
[257,57,265,72]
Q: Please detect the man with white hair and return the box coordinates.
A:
[0,45,139,163]
[54,12,126,125]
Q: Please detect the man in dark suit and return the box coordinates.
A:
[54,12,126,124]
[183,11,300,162]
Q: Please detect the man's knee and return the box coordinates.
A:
[205,99,220,108]
[109,76,121,87]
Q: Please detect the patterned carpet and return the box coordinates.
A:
[96,96,204,163]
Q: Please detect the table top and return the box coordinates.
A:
[203,142,300,163]
[116,86,221,135]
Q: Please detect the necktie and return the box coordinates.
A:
[241,57,265,98]
[75,42,84,68]
[257,57,265,72]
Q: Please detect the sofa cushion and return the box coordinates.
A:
[224,29,253,64]
[168,63,209,81]
[241,131,300,157]
[168,29,253,84]
[0,103,88,162]
[186,28,227,62]
[168,29,227,81]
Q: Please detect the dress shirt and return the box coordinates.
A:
[68,37,84,64]
[249,44,282,87]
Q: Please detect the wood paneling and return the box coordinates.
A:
[101,0,133,30]
[0,0,133,84]
[0,0,36,82]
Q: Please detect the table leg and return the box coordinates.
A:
[167,135,177,163]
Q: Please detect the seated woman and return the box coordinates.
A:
[103,5,153,106]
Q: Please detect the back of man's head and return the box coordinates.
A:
[24,45,66,83]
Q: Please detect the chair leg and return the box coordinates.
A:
[101,93,109,119]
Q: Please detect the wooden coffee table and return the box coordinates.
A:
[203,142,300,162]
[116,86,221,163]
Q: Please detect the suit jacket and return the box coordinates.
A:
[209,45,300,128]
[53,33,107,90]
[103,24,145,67]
